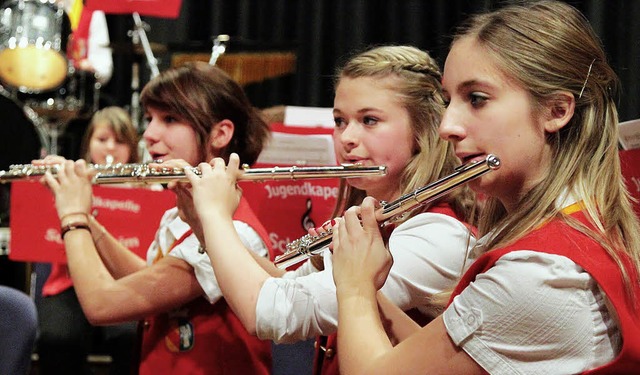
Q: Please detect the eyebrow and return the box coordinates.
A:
[333,107,383,115]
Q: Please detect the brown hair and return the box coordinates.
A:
[140,62,270,165]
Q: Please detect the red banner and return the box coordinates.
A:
[240,124,338,261]
[9,182,175,263]
[85,0,182,19]
[620,149,640,219]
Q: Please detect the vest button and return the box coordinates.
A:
[325,348,335,358]
[143,320,150,329]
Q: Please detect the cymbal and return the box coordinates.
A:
[108,42,169,55]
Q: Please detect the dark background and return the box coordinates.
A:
[102,0,640,123]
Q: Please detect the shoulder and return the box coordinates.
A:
[393,210,471,236]
[390,211,474,254]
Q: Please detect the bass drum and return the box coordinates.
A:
[0,0,68,92]
[0,89,47,294]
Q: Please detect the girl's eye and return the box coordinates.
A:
[164,116,176,123]
[363,116,378,126]
[469,92,488,107]
[334,117,346,128]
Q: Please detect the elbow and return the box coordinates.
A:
[83,307,112,325]
[78,298,121,325]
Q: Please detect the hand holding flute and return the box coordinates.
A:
[331,197,393,292]
[39,158,95,223]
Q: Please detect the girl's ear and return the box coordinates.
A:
[208,119,235,155]
[543,91,575,133]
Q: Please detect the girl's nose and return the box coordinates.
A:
[439,106,466,142]
[338,121,360,150]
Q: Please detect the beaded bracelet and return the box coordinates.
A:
[61,222,91,239]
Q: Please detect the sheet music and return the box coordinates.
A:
[619,118,640,150]
[257,132,336,166]
[283,106,334,128]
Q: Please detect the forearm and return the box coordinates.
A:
[249,249,286,277]
[337,284,394,375]
[62,227,121,322]
[376,291,421,344]
[89,216,146,278]
[202,211,271,334]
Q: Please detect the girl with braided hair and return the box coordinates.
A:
[181,45,476,374]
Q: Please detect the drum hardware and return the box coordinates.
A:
[0,0,68,92]
[21,67,101,122]
[209,34,230,65]
[127,12,160,134]
[0,227,9,256]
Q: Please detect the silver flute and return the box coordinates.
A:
[274,154,501,269]
[0,162,387,184]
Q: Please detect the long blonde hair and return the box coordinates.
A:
[331,46,473,222]
[456,1,640,290]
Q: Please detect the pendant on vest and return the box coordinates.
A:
[165,317,195,352]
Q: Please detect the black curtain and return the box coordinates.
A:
[103,0,640,122]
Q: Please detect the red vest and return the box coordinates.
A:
[139,198,274,374]
[450,211,640,374]
[314,203,467,375]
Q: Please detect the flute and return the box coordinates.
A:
[0,162,387,185]
[274,154,501,269]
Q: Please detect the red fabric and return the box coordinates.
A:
[139,197,273,374]
[85,0,181,19]
[41,264,73,297]
[449,211,640,374]
[67,7,93,62]
[314,203,466,375]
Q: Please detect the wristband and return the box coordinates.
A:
[61,222,91,239]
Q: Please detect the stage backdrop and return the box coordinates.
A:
[103,1,640,124]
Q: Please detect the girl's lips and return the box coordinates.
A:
[342,156,367,165]
[459,153,485,165]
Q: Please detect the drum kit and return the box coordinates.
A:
[0,0,101,158]
[0,0,104,289]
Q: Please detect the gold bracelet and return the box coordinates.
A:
[61,222,91,239]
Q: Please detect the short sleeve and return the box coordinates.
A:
[443,250,620,375]
[170,220,268,304]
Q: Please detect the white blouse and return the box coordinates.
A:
[256,211,475,343]
[443,250,621,375]
[146,207,269,304]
